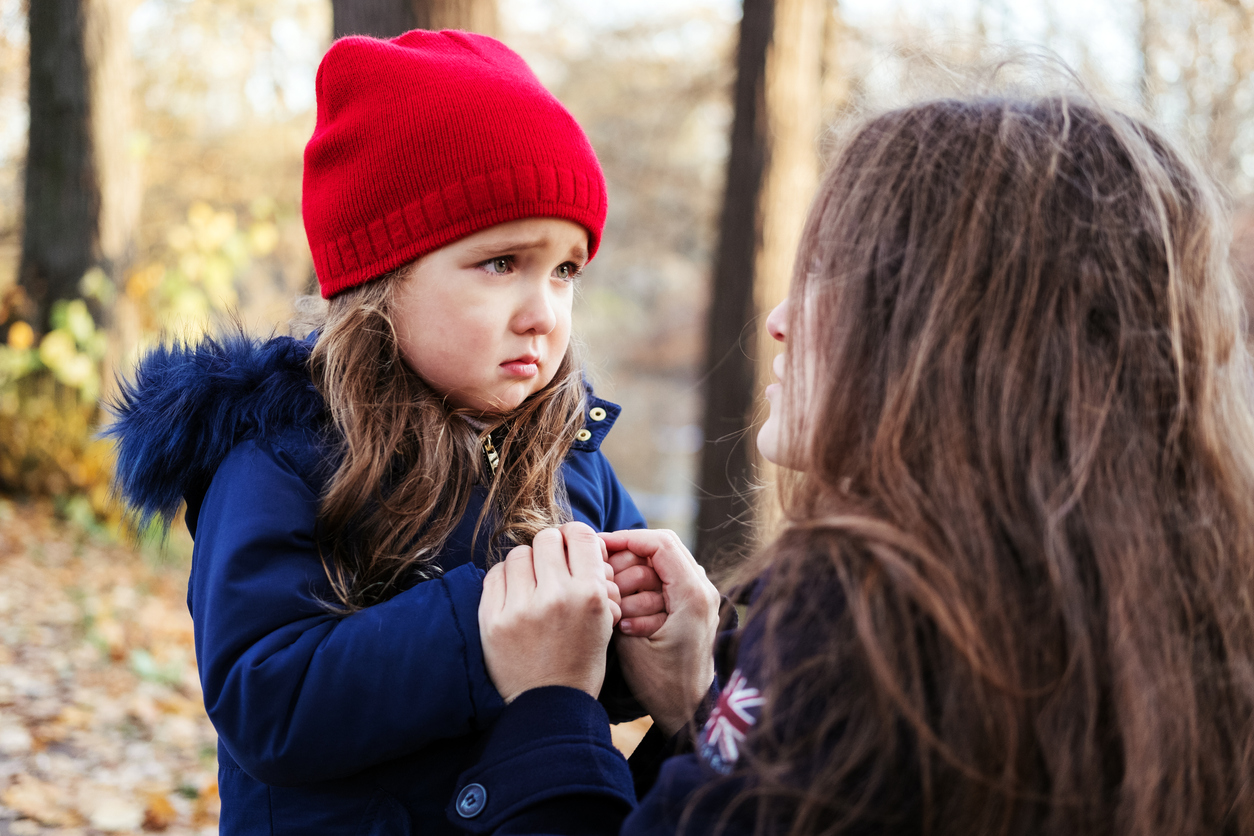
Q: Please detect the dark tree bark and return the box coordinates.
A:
[332,0,497,40]
[695,0,774,569]
[332,0,415,39]
[13,0,138,338]
[696,0,824,568]
[18,0,98,335]
[412,0,498,35]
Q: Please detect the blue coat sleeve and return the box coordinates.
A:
[190,438,505,786]
[445,687,752,836]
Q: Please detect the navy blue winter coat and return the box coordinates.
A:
[107,333,647,835]
[442,616,761,835]
[444,581,917,835]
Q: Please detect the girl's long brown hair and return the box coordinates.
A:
[306,268,584,611]
[728,96,1254,835]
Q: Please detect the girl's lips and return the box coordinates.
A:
[500,358,539,378]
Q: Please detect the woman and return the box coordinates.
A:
[447,95,1254,835]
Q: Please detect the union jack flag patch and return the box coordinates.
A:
[698,668,765,774]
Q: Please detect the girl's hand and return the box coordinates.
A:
[479,522,620,704]
[599,529,721,737]
[606,548,666,637]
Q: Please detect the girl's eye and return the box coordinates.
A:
[555,262,583,282]
[482,256,513,275]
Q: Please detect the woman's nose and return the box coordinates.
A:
[766,298,789,342]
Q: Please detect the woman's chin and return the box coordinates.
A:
[757,420,782,466]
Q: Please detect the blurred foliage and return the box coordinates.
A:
[0,293,112,512]
[0,200,277,533]
[124,198,279,338]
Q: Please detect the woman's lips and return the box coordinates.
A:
[500,357,539,378]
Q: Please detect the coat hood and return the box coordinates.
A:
[105,333,326,528]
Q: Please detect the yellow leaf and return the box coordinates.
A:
[7,321,34,350]
[38,330,77,370]
[142,791,177,831]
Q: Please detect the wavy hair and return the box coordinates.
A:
[726,96,1254,835]
[305,268,584,611]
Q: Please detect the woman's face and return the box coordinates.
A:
[391,217,588,413]
[757,297,794,467]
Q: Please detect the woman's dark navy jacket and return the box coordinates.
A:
[443,581,917,835]
[107,333,647,835]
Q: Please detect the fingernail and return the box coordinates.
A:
[620,620,632,634]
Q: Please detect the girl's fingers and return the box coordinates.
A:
[618,612,666,637]
[606,549,647,575]
[614,564,663,596]
[619,590,665,619]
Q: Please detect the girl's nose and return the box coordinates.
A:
[766,298,790,342]
[513,284,559,335]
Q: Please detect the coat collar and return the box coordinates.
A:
[106,332,623,528]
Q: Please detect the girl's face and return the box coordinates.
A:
[757,297,794,467]
[393,217,587,413]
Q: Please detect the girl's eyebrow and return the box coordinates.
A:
[465,237,589,263]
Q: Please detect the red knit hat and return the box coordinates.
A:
[303,30,608,298]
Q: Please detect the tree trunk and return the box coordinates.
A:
[332,0,497,40]
[751,0,824,532]
[332,0,415,39]
[413,0,498,36]
[695,0,824,569]
[694,0,773,569]
[18,0,96,335]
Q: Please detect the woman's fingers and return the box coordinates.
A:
[502,544,535,605]
[559,521,605,584]
[482,561,507,613]
[602,529,703,591]
[478,525,616,703]
[529,528,567,590]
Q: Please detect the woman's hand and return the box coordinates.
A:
[599,529,721,737]
[479,522,621,704]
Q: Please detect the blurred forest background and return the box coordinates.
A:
[0,0,1253,832]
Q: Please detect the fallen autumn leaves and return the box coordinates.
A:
[0,500,218,835]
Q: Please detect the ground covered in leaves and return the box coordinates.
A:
[0,500,217,835]
[0,499,650,835]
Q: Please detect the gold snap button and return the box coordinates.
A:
[588,407,607,422]
[575,429,593,442]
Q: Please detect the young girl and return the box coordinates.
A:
[454,93,1254,835]
[108,29,663,835]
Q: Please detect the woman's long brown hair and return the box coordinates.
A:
[305,268,584,611]
[726,96,1254,835]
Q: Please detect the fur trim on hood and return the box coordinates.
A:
[104,333,326,528]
